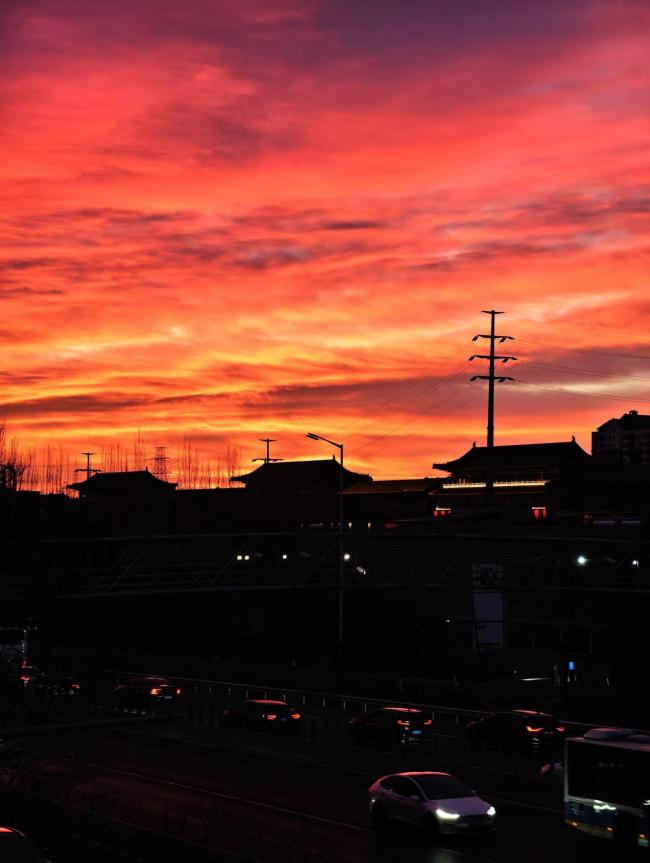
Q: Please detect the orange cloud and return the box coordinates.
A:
[1,0,648,483]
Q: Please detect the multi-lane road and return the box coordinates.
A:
[32,726,620,863]
[4,670,630,862]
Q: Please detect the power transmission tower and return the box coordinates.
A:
[469,310,517,500]
[150,446,169,481]
[74,451,101,481]
[252,438,283,464]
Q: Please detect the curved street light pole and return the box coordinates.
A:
[306,433,345,673]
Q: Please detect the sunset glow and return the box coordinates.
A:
[1,0,649,484]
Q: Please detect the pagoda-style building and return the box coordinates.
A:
[232,458,370,495]
[67,469,177,499]
[67,469,177,534]
[229,458,372,530]
[431,438,591,517]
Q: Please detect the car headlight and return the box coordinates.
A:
[436,808,461,821]
[487,806,496,817]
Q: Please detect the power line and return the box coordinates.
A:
[526,361,650,384]
[343,367,470,441]
[349,381,481,456]
[338,347,469,440]
[517,380,650,406]
[519,339,650,362]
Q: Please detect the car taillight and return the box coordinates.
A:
[556,725,566,733]
[291,713,301,720]
[423,719,433,726]
[150,687,161,695]
[71,683,80,689]
[266,713,277,721]
[526,725,543,733]
[396,719,410,726]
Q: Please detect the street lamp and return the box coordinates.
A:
[306,432,345,672]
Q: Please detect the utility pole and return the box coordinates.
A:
[306,432,345,673]
[75,451,101,482]
[469,310,516,501]
[252,438,283,464]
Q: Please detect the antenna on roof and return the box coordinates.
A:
[252,438,283,464]
[74,451,101,481]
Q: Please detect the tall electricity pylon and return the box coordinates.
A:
[469,310,517,500]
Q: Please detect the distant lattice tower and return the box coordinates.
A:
[151,446,169,482]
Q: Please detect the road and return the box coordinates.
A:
[27,727,626,863]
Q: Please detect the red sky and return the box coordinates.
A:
[1,0,649,484]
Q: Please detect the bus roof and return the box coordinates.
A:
[570,730,650,752]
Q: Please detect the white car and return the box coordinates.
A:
[368,771,496,836]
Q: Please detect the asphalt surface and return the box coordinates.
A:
[30,726,629,863]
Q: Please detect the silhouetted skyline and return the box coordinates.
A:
[1,0,648,478]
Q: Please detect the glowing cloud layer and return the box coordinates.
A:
[1,0,649,483]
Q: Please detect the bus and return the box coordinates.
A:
[564,727,650,849]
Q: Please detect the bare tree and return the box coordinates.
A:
[177,437,200,489]
[225,445,243,486]
[102,442,129,473]
[132,429,146,471]
[0,422,31,490]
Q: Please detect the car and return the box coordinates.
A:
[368,771,496,837]
[18,666,40,687]
[349,706,433,748]
[26,668,81,697]
[114,675,182,710]
[221,699,302,733]
[466,709,566,750]
[0,826,52,862]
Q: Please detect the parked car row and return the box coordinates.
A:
[212,700,566,757]
[11,660,570,758]
[17,666,81,698]
[12,662,569,756]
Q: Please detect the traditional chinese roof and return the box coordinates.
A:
[433,440,591,473]
[232,458,371,491]
[596,410,650,431]
[67,469,177,495]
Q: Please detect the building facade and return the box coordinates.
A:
[592,410,650,465]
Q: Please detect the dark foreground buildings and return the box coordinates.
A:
[1,418,648,695]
